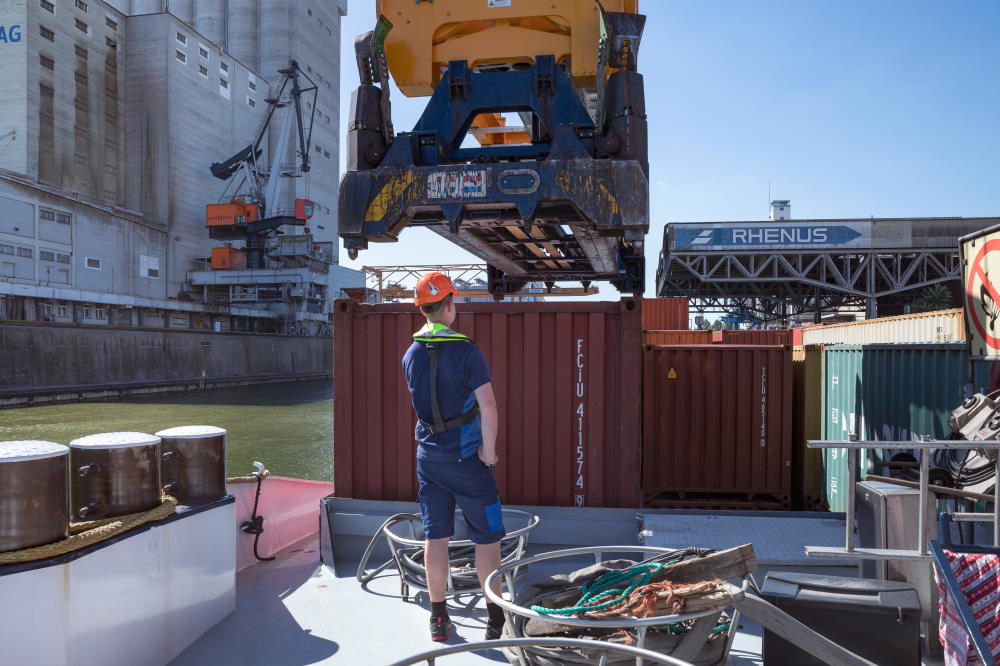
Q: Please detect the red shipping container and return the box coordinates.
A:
[642,345,793,509]
[643,330,714,345]
[642,299,688,330]
[712,329,791,346]
[333,299,643,508]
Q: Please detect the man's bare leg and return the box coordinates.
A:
[475,541,502,597]
[426,537,450,602]
[476,541,506,638]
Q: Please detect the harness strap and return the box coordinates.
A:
[421,341,480,435]
[426,342,446,434]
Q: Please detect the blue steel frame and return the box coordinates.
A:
[931,513,999,666]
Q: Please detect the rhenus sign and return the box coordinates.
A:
[673,223,868,250]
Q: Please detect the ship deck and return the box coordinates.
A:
[170,502,947,665]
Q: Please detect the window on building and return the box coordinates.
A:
[176,31,187,44]
[220,78,229,89]
[75,45,88,59]
[248,80,256,91]
[43,304,53,317]
[324,150,330,158]
[0,244,13,255]
[40,83,54,97]
[247,97,256,108]
[199,64,208,77]
[40,0,54,12]
[57,305,69,317]
[40,25,55,41]
[56,212,71,224]
[220,62,229,73]
[75,71,88,85]
[96,308,106,320]
[199,46,209,59]
[106,36,117,48]
[106,16,118,31]
[57,253,71,264]
[75,19,88,33]
[76,0,88,11]
[86,258,101,270]
[80,305,92,319]
[147,268,159,278]
[40,55,54,70]
[17,247,32,258]
[40,250,55,262]
[40,209,55,221]
[176,50,186,63]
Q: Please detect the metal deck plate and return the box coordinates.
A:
[640,513,858,567]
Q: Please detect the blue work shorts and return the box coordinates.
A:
[416,457,506,545]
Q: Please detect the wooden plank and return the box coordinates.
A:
[654,544,757,584]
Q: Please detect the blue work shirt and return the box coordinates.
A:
[402,331,492,462]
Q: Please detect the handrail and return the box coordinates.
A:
[806,439,1000,560]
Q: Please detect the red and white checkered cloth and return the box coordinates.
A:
[935,549,1000,665]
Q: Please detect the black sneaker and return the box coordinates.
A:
[430,615,453,642]
[485,619,504,640]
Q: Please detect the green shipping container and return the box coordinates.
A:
[821,343,990,512]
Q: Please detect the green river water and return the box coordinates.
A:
[0,380,334,481]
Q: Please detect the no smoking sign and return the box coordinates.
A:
[962,226,1000,358]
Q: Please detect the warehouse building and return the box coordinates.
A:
[0,0,360,332]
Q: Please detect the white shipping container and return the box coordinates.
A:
[801,309,965,346]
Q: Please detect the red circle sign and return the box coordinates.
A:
[966,238,1000,352]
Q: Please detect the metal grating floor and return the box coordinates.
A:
[640,513,858,567]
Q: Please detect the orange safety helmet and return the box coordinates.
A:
[414,272,457,307]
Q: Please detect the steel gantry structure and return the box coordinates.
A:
[656,216,1000,322]
[361,264,599,303]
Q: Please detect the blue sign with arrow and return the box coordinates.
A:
[674,224,866,249]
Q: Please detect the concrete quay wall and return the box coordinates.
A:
[0,323,331,402]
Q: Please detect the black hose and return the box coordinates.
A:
[240,473,275,562]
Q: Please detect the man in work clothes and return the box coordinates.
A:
[402,272,507,642]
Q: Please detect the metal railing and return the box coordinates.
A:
[806,439,1000,561]
[356,508,540,600]
[388,638,696,666]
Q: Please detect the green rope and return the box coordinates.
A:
[531,562,675,616]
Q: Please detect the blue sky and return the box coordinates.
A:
[338,0,1000,297]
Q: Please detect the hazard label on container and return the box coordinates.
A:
[667,368,677,380]
[962,226,1000,358]
[488,0,512,6]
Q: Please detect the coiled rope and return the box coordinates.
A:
[0,495,178,565]
[532,562,675,616]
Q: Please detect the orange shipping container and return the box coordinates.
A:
[210,247,247,270]
[643,330,713,345]
[642,299,688,330]
[333,299,643,508]
[642,345,793,509]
